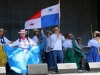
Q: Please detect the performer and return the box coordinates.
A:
[41,29,53,71]
[88,31,100,62]
[0,28,10,66]
[3,29,45,75]
[32,29,40,44]
[50,27,65,72]
[77,37,83,51]
[63,33,86,68]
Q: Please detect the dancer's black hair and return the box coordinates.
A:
[19,35,30,43]
[0,32,5,44]
[96,34,100,37]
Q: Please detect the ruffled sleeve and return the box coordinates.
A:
[3,37,11,44]
[88,39,100,48]
[9,39,19,47]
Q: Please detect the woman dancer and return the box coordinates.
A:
[88,31,100,62]
[63,33,86,68]
[4,29,45,75]
[0,28,10,66]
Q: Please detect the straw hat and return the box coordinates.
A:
[47,30,52,34]
[77,37,81,40]
[18,29,27,34]
[68,33,72,35]
[94,31,100,37]
[33,29,39,32]
[0,28,6,32]
[53,27,60,31]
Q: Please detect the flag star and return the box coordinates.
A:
[30,23,34,26]
[49,8,53,11]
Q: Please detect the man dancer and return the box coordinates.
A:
[41,29,53,71]
[50,27,65,72]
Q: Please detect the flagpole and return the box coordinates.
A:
[27,29,29,37]
[58,0,60,30]
[91,24,93,38]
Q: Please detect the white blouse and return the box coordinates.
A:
[63,39,72,49]
[88,38,100,48]
[32,35,39,44]
[0,36,11,45]
[9,38,36,48]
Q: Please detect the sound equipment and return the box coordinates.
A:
[57,63,77,74]
[0,67,6,75]
[28,63,48,75]
[88,62,100,72]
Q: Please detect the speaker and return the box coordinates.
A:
[88,62,100,72]
[57,63,77,74]
[28,63,48,75]
[0,67,6,75]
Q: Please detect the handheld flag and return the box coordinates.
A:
[25,4,60,29]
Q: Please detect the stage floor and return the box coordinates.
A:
[7,73,100,75]
[6,68,100,75]
[6,71,100,75]
[48,72,100,75]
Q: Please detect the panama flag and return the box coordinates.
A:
[25,4,60,29]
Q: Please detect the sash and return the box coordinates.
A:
[98,48,100,55]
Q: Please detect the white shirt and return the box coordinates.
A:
[32,35,39,44]
[50,33,65,50]
[88,38,100,48]
[0,36,11,46]
[9,38,36,48]
[63,39,72,49]
[41,30,50,52]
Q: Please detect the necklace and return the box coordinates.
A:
[23,41,27,46]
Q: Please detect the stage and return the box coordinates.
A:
[48,73,100,75]
[6,72,100,75]
[6,70,100,75]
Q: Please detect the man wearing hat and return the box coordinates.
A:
[32,29,39,44]
[41,29,53,71]
[0,28,11,66]
[88,31,100,62]
[50,27,65,72]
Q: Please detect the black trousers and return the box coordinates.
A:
[6,62,10,71]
